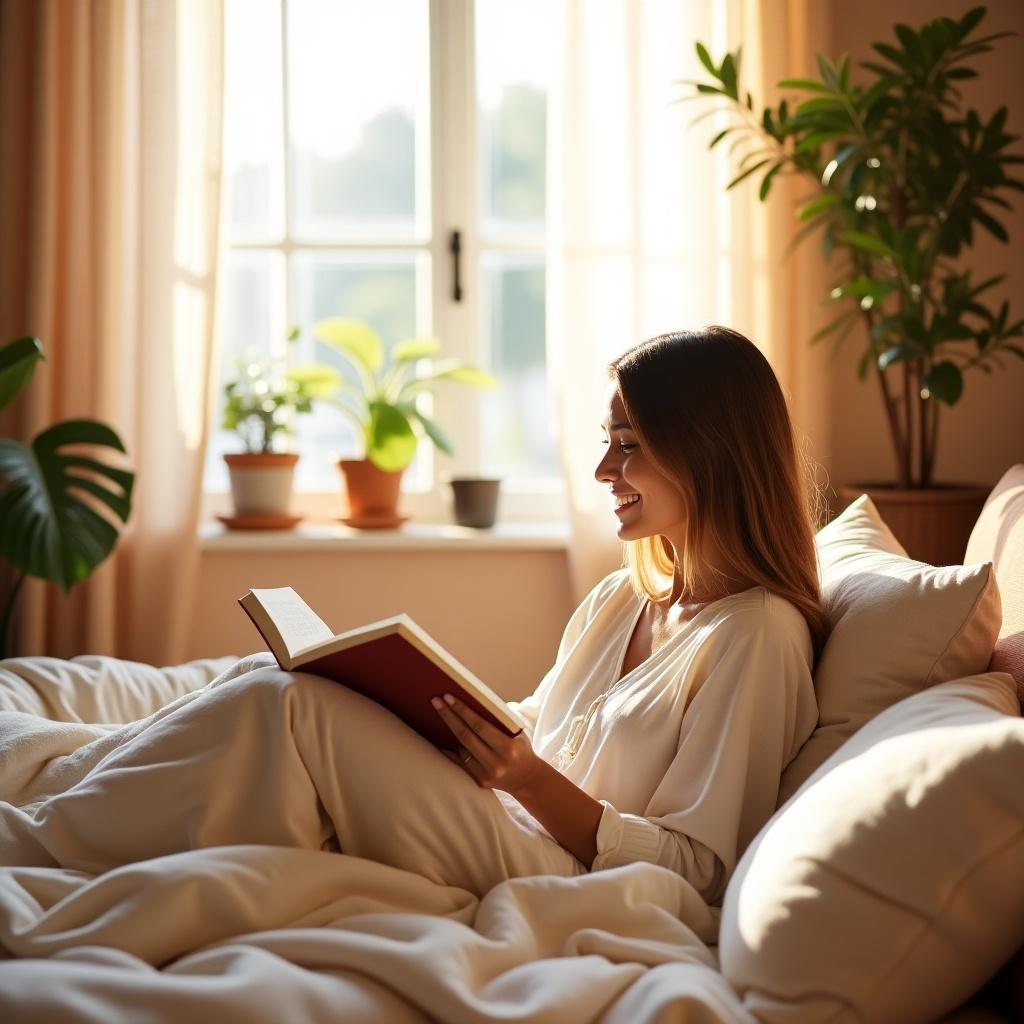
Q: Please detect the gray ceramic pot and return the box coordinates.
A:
[449,477,501,528]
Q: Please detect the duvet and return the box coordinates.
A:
[0,654,747,1023]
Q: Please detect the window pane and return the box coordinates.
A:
[224,0,283,241]
[476,0,551,233]
[480,254,557,479]
[287,0,428,240]
[289,252,426,491]
[205,251,287,489]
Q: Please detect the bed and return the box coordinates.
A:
[0,467,1022,1023]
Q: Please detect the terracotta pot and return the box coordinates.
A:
[838,483,991,567]
[224,453,299,516]
[338,458,405,521]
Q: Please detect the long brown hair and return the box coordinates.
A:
[608,326,828,656]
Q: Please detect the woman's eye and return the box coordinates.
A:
[619,442,637,452]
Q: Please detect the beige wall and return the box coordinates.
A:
[822,0,1024,490]
[187,547,575,702]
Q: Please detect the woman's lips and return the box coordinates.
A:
[614,496,641,516]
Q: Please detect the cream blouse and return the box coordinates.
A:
[508,569,817,903]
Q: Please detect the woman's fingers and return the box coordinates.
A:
[440,694,507,748]
[431,696,497,765]
[430,694,537,793]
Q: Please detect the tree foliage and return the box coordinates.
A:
[688,7,1023,487]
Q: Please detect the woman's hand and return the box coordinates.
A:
[431,693,544,797]
[432,691,603,867]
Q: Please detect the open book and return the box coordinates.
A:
[239,587,527,750]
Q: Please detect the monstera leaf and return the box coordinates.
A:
[0,336,44,411]
[0,337,136,657]
[0,419,134,592]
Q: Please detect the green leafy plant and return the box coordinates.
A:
[0,337,135,657]
[688,5,1024,487]
[222,328,340,454]
[313,318,498,472]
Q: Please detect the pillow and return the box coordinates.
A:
[964,464,1024,692]
[720,671,1024,1024]
[777,494,1001,803]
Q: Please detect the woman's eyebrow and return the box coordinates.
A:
[600,420,632,431]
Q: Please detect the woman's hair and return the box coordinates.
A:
[608,326,828,656]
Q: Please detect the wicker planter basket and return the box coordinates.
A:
[837,483,991,567]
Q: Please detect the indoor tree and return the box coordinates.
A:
[688,5,1023,488]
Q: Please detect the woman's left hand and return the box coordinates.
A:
[431,693,543,797]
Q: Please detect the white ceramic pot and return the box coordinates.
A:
[224,453,299,515]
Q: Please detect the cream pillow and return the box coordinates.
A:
[720,672,1024,1024]
[778,495,1001,803]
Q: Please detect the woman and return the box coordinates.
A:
[0,326,824,906]
[433,326,825,902]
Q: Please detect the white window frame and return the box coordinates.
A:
[204,0,567,526]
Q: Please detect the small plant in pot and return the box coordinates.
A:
[220,329,339,529]
[312,317,498,528]
[688,6,1024,564]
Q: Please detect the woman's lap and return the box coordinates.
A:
[0,659,585,894]
[274,667,586,892]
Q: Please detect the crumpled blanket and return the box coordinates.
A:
[0,654,746,1024]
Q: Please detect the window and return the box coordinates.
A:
[208,0,561,522]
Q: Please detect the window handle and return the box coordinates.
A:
[449,230,463,303]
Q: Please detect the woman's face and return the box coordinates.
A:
[595,381,688,543]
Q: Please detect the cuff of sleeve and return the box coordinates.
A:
[505,701,534,742]
[591,800,662,871]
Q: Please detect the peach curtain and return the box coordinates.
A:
[0,0,223,663]
[547,0,833,602]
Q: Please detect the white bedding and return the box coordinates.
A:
[0,655,747,1024]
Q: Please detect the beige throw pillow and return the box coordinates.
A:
[778,495,1001,804]
[720,672,1024,1024]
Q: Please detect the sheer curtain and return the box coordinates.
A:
[547,0,833,602]
[0,0,223,663]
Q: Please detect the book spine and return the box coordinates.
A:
[238,598,288,670]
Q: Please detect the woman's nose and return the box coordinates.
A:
[595,449,618,483]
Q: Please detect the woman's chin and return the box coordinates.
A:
[614,516,648,538]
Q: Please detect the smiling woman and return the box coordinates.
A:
[602,326,828,654]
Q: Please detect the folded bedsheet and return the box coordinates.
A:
[0,654,743,1024]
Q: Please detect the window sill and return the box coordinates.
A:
[199,520,571,552]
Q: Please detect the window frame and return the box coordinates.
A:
[204,0,567,526]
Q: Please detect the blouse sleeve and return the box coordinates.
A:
[507,570,628,741]
[590,600,817,904]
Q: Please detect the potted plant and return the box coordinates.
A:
[0,337,135,657]
[220,328,339,529]
[312,317,498,528]
[689,6,1024,563]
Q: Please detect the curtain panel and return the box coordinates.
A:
[546,0,833,602]
[0,0,224,663]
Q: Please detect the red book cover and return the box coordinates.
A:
[301,634,517,751]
